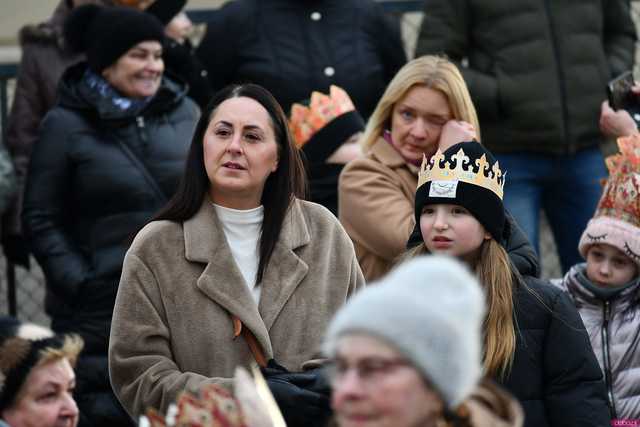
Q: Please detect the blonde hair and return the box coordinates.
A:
[37,334,84,369]
[402,240,516,379]
[360,55,480,152]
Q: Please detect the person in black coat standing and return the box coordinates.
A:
[405,141,610,427]
[196,0,407,119]
[22,5,199,427]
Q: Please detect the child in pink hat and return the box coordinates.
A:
[552,134,640,420]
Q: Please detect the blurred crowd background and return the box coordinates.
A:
[1,0,639,325]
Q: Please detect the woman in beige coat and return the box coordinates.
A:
[338,56,479,281]
[108,84,365,420]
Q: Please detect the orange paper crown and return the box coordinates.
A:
[289,85,357,147]
[595,134,640,227]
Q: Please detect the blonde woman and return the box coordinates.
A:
[405,141,609,427]
[339,55,535,281]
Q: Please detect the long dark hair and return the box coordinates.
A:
[152,84,307,284]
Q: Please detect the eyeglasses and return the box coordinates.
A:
[325,357,413,386]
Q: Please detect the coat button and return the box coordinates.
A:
[311,11,322,21]
[200,70,208,77]
[324,66,335,77]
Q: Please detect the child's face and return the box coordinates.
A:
[586,244,638,288]
[420,204,490,263]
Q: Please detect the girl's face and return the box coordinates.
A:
[331,334,443,427]
[420,204,490,264]
[389,86,451,164]
[586,243,638,288]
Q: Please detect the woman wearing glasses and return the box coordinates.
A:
[323,256,523,427]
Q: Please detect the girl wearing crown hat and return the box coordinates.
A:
[405,141,610,427]
[552,134,640,420]
[339,56,537,283]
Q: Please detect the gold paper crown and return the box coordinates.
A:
[594,134,640,226]
[288,85,356,148]
[417,147,506,200]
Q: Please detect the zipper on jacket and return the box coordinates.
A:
[136,116,149,146]
[542,0,572,153]
[601,301,618,419]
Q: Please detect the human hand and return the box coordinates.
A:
[438,120,477,152]
[599,100,638,138]
[326,141,362,164]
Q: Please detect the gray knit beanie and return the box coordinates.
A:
[323,255,485,409]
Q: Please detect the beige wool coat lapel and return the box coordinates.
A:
[184,200,311,359]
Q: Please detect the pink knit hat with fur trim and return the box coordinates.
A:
[578,135,640,265]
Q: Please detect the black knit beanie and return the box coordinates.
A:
[413,141,506,242]
[302,110,365,163]
[0,317,82,411]
[64,4,165,72]
[146,0,187,25]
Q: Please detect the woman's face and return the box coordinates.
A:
[390,86,452,164]
[1,358,78,427]
[331,334,443,427]
[101,40,164,99]
[420,204,490,264]
[165,12,193,43]
[204,96,279,209]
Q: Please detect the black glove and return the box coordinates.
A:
[262,359,332,427]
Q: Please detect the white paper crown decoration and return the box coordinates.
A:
[417,148,506,200]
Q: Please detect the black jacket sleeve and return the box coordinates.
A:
[603,0,637,78]
[195,2,245,95]
[542,286,610,426]
[502,211,540,278]
[369,3,407,82]
[22,108,93,299]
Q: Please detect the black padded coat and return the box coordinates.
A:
[22,62,198,426]
[196,0,406,119]
[502,261,610,426]
[415,0,636,155]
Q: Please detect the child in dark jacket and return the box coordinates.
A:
[552,134,640,420]
[405,141,610,427]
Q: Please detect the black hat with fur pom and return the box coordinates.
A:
[64,4,165,72]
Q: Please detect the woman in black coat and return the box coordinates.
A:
[196,0,406,119]
[22,5,198,427]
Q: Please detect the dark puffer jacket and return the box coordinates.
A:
[502,262,610,426]
[22,62,198,426]
[196,0,406,119]
[4,0,114,266]
[415,0,636,154]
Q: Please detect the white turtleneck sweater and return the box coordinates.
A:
[213,203,264,302]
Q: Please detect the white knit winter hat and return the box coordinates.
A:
[323,255,485,409]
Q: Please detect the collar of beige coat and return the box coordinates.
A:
[182,198,313,358]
